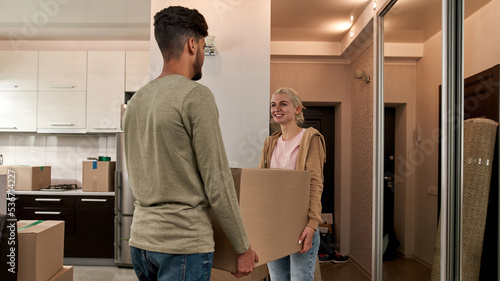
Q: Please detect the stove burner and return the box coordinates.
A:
[44,184,79,190]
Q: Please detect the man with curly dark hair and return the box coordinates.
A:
[123,6,258,280]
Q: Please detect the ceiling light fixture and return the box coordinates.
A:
[350,31,354,38]
[350,15,354,22]
[373,1,377,10]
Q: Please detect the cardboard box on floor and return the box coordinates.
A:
[212,168,310,273]
[48,266,74,281]
[82,161,115,192]
[0,165,51,191]
[17,220,64,281]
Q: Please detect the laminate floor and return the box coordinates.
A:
[72,256,430,281]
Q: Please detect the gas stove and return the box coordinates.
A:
[40,184,80,191]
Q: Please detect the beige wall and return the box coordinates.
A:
[464,0,500,78]
[270,63,351,102]
[413,30,441,265]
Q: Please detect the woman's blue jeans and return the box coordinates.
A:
[130,246,214,281]
[267,229,320,281]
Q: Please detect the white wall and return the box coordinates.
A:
[150,0,271,168]
[0,134,117,186]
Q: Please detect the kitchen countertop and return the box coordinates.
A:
[14,189,115,196]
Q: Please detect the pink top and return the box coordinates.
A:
[270,129,306,170]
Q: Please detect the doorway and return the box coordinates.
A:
[383,107,399,261]
[302,105,335,214]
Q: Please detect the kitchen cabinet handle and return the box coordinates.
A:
[0,127,17,129]
[81,198,107,202]
[35,211,61,215]
[50,85,74,89]
[50,123,74,126]
[93,127,117,130]
[35,198,62,202]
[0,85,18,88]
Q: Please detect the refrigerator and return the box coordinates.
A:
[115,104,135,267]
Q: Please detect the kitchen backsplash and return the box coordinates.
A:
[0,133,116,187]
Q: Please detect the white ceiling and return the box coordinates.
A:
[271,0,371,42]
[0,0,492,43]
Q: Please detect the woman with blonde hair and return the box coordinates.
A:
[259,87,326,280]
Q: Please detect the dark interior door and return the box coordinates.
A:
[383,107,399,260]
[463,64,499,281]
[302,106,335,214]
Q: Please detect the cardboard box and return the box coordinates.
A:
[212,168,310,273]
[0,165,51,191]
[17,220,64,281]
[318,223,332,234]
[48,266,73,281]
[211,264,269,281]
[82,161,115,192]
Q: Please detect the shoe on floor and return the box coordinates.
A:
[331,252,349,264]
[319,252,350,264]
[318,253,333,263]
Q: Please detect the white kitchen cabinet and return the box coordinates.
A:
[38,51,87,91]
[86,51,125,133]
[125,51,150,92]
[0,51,38,91]
[0,91,37,132]
[0,0,38,24]
[37,91,86,133]
[0,51,38,132]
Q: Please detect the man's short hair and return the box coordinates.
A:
[154,6,209,61]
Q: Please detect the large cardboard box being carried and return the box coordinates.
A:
[48,266,74,281]
[17,220,64,281]
[212,168,310,273]
[0,165,51,191]
[82,161,115,192]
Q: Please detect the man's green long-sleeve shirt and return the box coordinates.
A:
[123,74,249,255]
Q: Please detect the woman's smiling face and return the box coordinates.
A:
[271,93,301,125]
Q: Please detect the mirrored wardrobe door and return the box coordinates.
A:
[377,0,442,280]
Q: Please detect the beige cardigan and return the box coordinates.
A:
[258,127,326,230]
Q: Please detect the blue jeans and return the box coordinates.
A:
[267,229,320,281]
[130,246,214,281]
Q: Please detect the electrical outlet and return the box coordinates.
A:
[428,186,438,196]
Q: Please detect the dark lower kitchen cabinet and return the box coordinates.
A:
[16,194,114,259]
[74,196,114,258]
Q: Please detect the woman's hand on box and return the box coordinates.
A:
[298,226,315,253]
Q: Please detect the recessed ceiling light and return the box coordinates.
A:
[350,15,354,22]
[373,1,377,10]
[327,22,352,32]
[350,31,354,38]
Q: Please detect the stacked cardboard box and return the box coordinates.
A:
[212,168,310,275]
[82,161,115,192]
[0,165,51,191]
[17,220,73,281]
[48,266,74,281]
